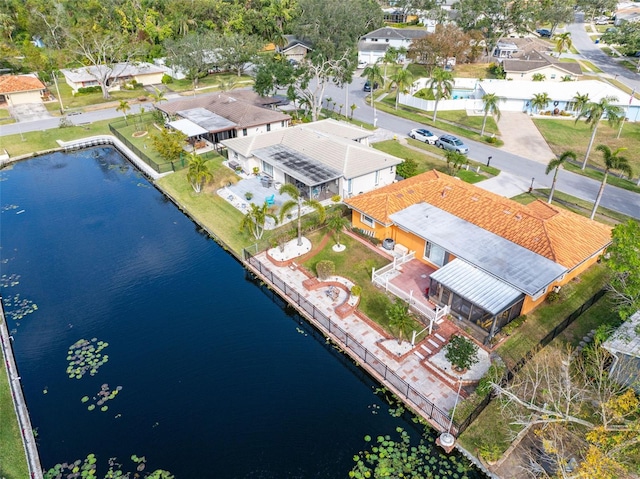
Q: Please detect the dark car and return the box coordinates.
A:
[536,28,552,38]
[363,81,379,92]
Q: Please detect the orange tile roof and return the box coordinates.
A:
[345,170,612,269]
[0,75,46,94]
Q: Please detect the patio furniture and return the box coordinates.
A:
[265,194,275,206]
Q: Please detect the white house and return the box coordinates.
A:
[221,119,402,200]
[603,310,640,392]
[501,50,582,82]
[358,27,428,64]
[61,62,168,93]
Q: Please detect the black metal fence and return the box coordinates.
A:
[455,288,607,434]
[243,248,457,435]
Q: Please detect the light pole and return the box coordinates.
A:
[439,375,463,448]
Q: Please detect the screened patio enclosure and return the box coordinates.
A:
[428,259,524,342]
[252,144,340,201]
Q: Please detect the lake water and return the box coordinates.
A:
[0,148,481,477]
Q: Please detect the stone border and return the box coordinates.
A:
[0,304,43,479]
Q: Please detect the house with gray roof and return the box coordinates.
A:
[61,62,168,93]
[358,27,428,65]
[502,51,582,81]
[221,119,402,201]
[603,311,640,392]
[277,35,312,64]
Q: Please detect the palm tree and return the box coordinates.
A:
[390,68,414,110]
[362,63,384,108]
[480,93,502,136]
[530,92,550,114]
[327,212,349,247]
[278,183,326,246]
[445,150,468,176]
[381,47,400,83]
[590,145,633,219]
[240,203,278,240]
[151,88,166,105]
[387,298,413,344]
[545,150,577,204]
[571,92,590,114]
[575,96,623,169]
[428,68,454,122]
[532,73,546,82]
[116,100,131,124]
[554,32,572,57]
[186,153,212,193]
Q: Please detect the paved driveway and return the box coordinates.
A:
[496,111,556,164]
[9,102,53,122]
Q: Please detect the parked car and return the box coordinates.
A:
[595,16,613,24]
[363,81,379,92]
[409,128,438,144]
[435,134,469,154]
[536,28,552,38]
[357,59,368,69]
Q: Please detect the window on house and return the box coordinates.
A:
[424,241,446,267]
[266,123,271,132]
[361,214,375,228]
[233,152,238,159]
[262,161,273,177]
[374,170,380,185]
[242,128,247,136]
[281,121,284,127]
[347,178,352,194]
[550,74,556,79]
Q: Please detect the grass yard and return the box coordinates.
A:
[452,63,498,79]
[0,108,15,125]
[374,139,490,183]
[533,118,640,191]
[52,75,147,111]
[497,263,609,369]
[167,73,253,94]
[1,120,113,157]
[0,351,29,479]
[576,59,603,73]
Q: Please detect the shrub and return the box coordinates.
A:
[485,135,498,144]
[546,290,560,303]
[244,192,253,200]
[476,363,505,397]
[500,315,527,336]
[414,88,434,100]
[331,194,341,202]
[77,86,102,94]
[350,285,362,297]
[161,74,173,84]
[487,62,506,79]
[479,443,502,463]
[316,260,335,280]
[445,335,479,372]
[397,158,418,178]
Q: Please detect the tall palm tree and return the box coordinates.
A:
[186,153,212,193]
[445,150,468,177]
[327,212,349,247]
[571,92,590,114]
[554,32,572,57]
[428,68,454,122]
[279,184,326,246]
[480,93,502,136]
[362,63,384,108]
[151,87,166,105]
[116,100,131,123]
[590,145,633,219]
[575,96,623,169]
[545,150,577,204]
[381,46,400,83]
[390,68,414,110]
[530,92,550,114]
[240,202,278,240]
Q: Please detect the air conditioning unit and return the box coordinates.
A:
[553,286,561,293]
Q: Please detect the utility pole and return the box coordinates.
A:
[52,71,64,115]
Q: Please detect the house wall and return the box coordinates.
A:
[133,72,164,86]
[506,66,578,82]
[4,90,42,106]
[284,45,308,62]
[344,167,397,198]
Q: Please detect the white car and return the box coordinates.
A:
[409,128,438,145]
[357,59,368,69]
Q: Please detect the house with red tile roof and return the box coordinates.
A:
[0,74,46,107]
[344,170,612,340]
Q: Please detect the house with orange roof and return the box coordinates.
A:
[0,74,47,107]
[344,170,612,341]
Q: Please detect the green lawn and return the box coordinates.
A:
[167,73,253,93]
[373,139,489,183]
[533,118,640,191]
[0,347,29,479]
[0,108,15,125]
[52,75,147,111]
[497,263,609,369]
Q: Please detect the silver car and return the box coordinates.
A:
[435,134,469,154]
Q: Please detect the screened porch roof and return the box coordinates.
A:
[390,202,567,296]
[177,107,237,133]
[430,259,523,315]
[167,118,208,137]
[253,144,342,187]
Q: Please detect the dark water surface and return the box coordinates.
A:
[0,148,479,478]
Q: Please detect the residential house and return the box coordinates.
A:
[278,35,312,63]
[344,170,612,341]
[0,74,47,107]
[501,50,583,81]
[603,310,640,392]
[61,62,168,94]
[156,91,291,144]
[221,119,402,200]
[358,27,428,64]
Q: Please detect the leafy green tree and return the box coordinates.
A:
[545,150,577,204]
[116,100,131,123]
[428,67,453,122]
[533,0,575,35]
[605,220,640,320]
[389,68,413,110]
[279,183,326,246]
[575,96,623,169]
[214,33,263,77]
[386,298,413,344]
[445,150,468,177]
[591,145,632,219]
[601,21,640,56]
[150,127,187,163]
[445,334,479,371]
[186,154,212,193]
[396,158,418,178]
[241,202,278,240]
[480,93,502,136]
[362,62,384,108]
[530,92,550,114]
[327,212,348,247]
[555,31,573,56]
[164,32,215,92]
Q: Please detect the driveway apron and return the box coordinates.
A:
[497,111,556,164]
